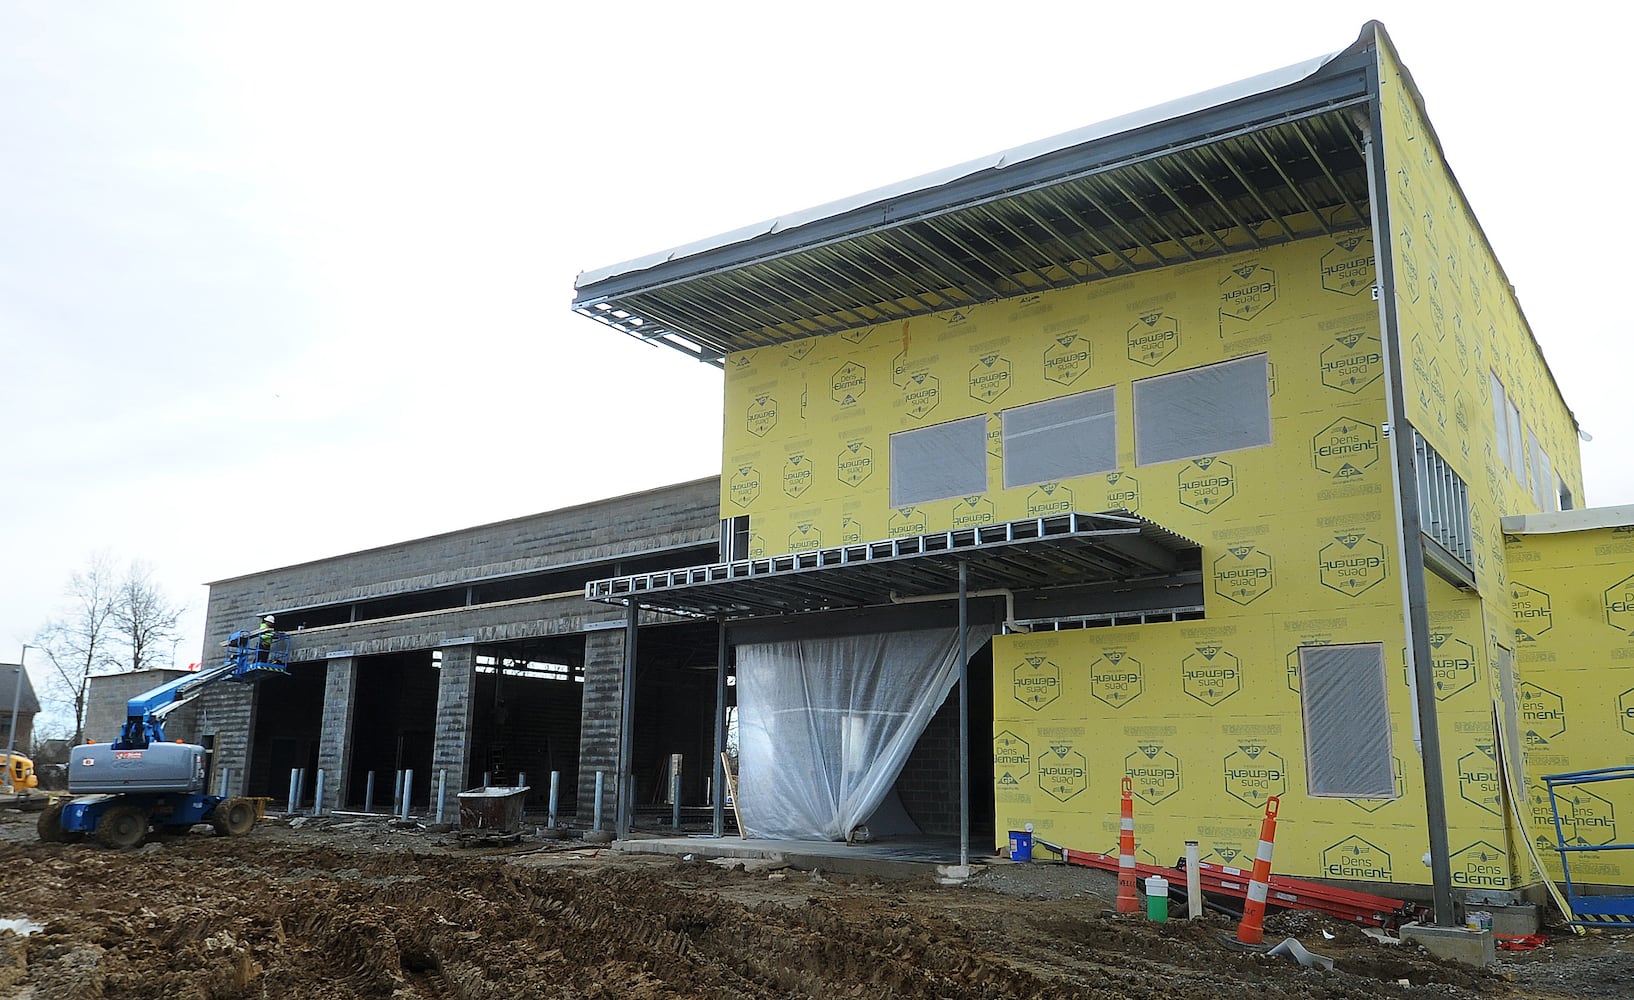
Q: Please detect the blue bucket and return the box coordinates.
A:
[1008,830,1033,862]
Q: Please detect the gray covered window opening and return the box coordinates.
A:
[1507,400,1526,488]
[1490,372,1511,472]
[888,415,987,507]
[1528,430,1554,513]
[1299,643,1395,798]
[1001,387,1117,489]
[1132,354,1271,466]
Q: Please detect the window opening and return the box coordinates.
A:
[1001,387,1117,489]
[888,415,988,507]
[1299,643,1395,798]
[1133,354,1271,466]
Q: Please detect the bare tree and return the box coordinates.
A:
[34,551,120,745]
[109,559,184,673]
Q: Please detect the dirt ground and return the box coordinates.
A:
[0,809,1629,999]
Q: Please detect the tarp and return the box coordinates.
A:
[736,626,992,841]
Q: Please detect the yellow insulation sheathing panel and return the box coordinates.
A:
[722,232,1394,561]
[1378,38,1585,860]
[1503,524,1634,887]
[994,606,1421,882]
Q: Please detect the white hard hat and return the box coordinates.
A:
[262,614,275,623]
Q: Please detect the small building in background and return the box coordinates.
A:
[0,662,40,755]
[86,668,204,746]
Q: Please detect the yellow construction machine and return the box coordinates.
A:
[2,751,49,810]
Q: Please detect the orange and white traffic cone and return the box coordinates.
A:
[1236,795,1281,944]
[1117,775,1139,914]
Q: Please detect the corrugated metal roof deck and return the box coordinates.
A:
[573,30,1377,365]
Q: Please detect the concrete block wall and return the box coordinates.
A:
[197,681,256,796]
[431,644,478,822]
[197,477,722,817]
[199,477,721,661]
[315,656,357,813]
[895,694,961,837]
[577,630,625,831]
[85,669,201,745]
[268,595,627,663]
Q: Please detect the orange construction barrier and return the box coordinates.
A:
[1237,795,1281,944]
[1117,776,1139,914]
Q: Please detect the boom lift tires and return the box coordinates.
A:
[96,805,149,849]
[211,798,257,837]
[37,800,83,844]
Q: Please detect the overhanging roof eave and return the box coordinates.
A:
[571,44,1375,311]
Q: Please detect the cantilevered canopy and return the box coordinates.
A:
[572,31,1376,365]
[584,512,1200,620]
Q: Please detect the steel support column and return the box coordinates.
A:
[958,558,970,869]
[713,619,728,838]
[616,599,639,840]
[1363,31,1454,925]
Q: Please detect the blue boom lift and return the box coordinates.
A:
[37,626,290,848]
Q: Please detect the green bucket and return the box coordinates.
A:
[1145,875,1169,922]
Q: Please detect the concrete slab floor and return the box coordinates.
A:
[615,834,975,881]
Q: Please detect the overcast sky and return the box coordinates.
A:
[3,4,1630,723]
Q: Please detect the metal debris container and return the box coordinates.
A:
[457,785,530,843]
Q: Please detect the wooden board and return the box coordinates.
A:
[720,752,746,840]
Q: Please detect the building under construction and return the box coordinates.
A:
[193,22,1632,911]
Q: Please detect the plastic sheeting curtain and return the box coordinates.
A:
[736,626,992,841]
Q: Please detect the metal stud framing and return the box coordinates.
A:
[585,512,1201,621]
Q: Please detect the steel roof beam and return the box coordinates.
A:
[635,288,758,347]
[949,207,1061,291]
[1072,181,1171,268]
[1207,140,1300,242]
[1007,196,1120,278]
[1247,130,1333,235]
[1033,188,1142,274]
[844,236,963,313]
[799,247,918,320]
[884,226,1007,301]
[1289,119,1365,226]
[1133,162,1233,256]
[1168,151,1266,250]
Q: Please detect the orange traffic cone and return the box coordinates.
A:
[1236,795,1281,944]
[1117,776,1139,914]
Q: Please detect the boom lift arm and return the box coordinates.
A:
[115,630,291,749]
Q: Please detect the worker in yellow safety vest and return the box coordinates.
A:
[254,614,276,661]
